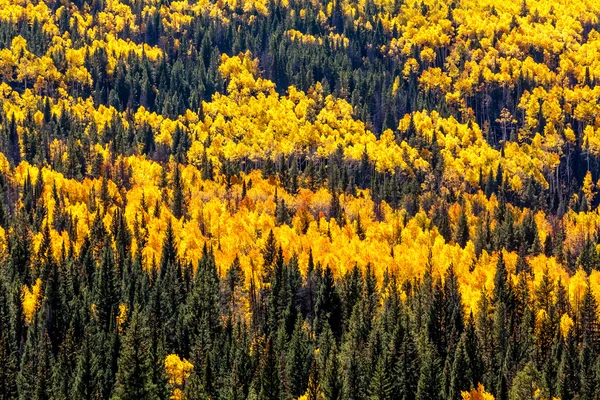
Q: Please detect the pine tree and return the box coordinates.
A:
[391,319,419,400]
[315,266,343,339]
[579,283,600,349]
[258,337,280,400]
[368,356,392,400]
[341,307,365,400]
[286,315,311,398]
[185,246,221,351]
[304,359,320,400]
[432,204,451,243]
[579,340,598,400]
[319,326,342,400]
[262,230,278,284]
[172,164,185,219]
[0,277,17,400]
[415,340,442,400]
[159,219,178,279]
[112,307,158,400]
[224,255,244,316]
[453,207,469,247]
[51,327,77,400]
[7,115,20,166]
[578,236,600,274]
[476,290,494,389]
[18,319,52,400]
[494,251,509,304]
[71,332,96,400]
[34,333,53,400]
[448,334,473,399]
[355,214,366,241]
[557,331,579,400]
[275,199,292,227]
[95,243,119,332]
[509,362,542,400]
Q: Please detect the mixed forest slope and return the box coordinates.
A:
[1,0,600,399]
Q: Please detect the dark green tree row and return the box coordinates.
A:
[2,198,600,400]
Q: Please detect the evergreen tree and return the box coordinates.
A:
[509,362,542,400]
[185,246,221,352]
[448,334,473,399]
[368,356,393,400]
[112,308,159,400]
[286,315,311,398]
[579,340,598,400]
[95,243,119,332]
[0,278,17,400]
[557,332,579,400]
[453,207,469,247]
[258,338,280,400]
[71,333,96,400]
[315,266,343,339]
[415,340,442,400]
[320,326,342,400]
[262,230,278,284]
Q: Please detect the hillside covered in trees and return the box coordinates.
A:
[2,0,600,399]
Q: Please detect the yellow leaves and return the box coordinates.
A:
[583,125,600,157]
[22,278,42,324]
[392,76,401,95]
[461,383,495,400]
[196,55,427,174]
[0,48,15,80]
[582,170,595,210]
[402,58,420,77]
[560,313,574,338]
[569,269,589,309]
[116,304,128,333]
[420,47,436,64]
[65,65,92,87]
[165,354,193,386]
[34,110,44,126]
[535,309,550,338]
[286,29,321,45]
[564,126,576,143]
[510,174,523,192]
[0,152,10,174]
[11,36,28,57]
[97,0,138,35]
[165,354,193,400]
[419,67,452,93]
[219,52,275,98]
[157,119,183,147]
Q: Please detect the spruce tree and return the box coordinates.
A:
[71,332,96,400]
[448,334,473,399]
[184,245,221,351]
[258,337,279,400]
[315,266,343,339]
[415,340,442,400]
[509,362,542,400]
[557,332,579,400]
[112,308,158,400]
[95,243,119,332]
[368,357,392,400]
[453,207,469,247]
[0,277,17,400]
[392,320,419,400]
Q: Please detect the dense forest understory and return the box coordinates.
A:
[2,0,600,399]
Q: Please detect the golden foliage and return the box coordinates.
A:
[461,384,495,400]
[165,354,193,399]
[22,278,42,324]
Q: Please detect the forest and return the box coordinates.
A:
[1,0,600,399]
